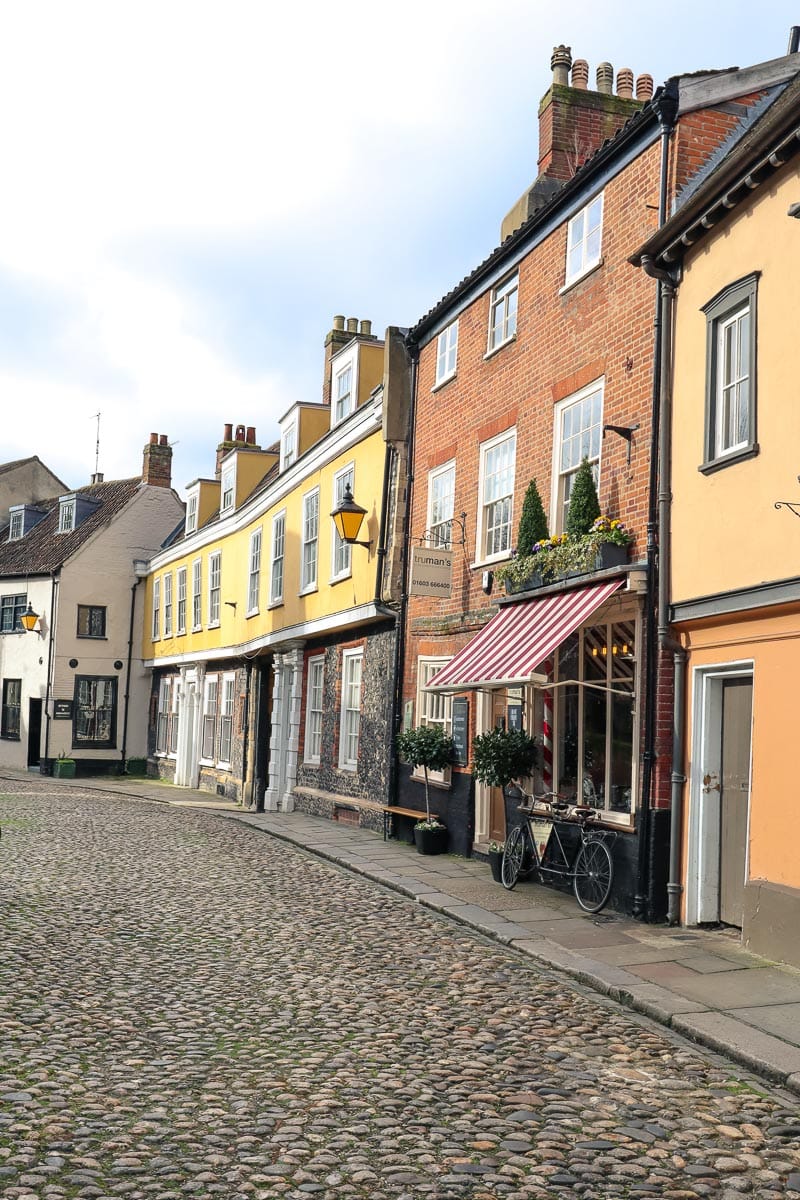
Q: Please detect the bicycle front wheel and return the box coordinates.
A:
[501,825,526,890]
[573,838,613,913]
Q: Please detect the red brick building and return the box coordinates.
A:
[397,45,798,915]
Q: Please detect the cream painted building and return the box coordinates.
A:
[0,437,184,773]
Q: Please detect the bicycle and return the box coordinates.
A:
[500,790,617,913]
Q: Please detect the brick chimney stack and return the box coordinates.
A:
[142,433,172,488]
[501,43,648,240]
[321,314,378,407]
[214,423,261,478]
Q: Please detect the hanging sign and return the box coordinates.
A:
[409,546,452,597]
[53,700,73,720]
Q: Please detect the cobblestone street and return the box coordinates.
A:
[1,780,800,1199]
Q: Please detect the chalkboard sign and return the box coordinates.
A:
[451,697,469,766]
[507,703,523,731]
[54,700,73,720]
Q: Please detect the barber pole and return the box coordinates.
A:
[542,658,554,790]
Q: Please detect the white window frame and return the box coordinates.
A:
[338,648,363,771]
[220,463,235,514]
[191,558,202,631]
[218,673,235,766]
[247,527,262,616]
[415,657,454,786]
[565,192,604,287]
[427,461,455,548]
[58,496,76,533]
[487,272,518,354]
[151,577,161,641]
[201,674,218,762]
[156,676,179,757]
[333,363,354,425]
[476,429,516,563]
[304,654,325,764]
[8,510,23,541]
[270,510,286,605]
[435,320,458,386]
[301,488,319,593]
[176,567,187,635]
[281,422,297,471]
[331,465,354,581]
[551,379,604,534]
[208,552,221,627]
[163,571,173,638]
[185,491,198,535]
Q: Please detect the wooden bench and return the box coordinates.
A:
[292,788,435,841]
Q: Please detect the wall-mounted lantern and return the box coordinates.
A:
[331,484,372,550]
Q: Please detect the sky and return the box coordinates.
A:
[1,1,796,496]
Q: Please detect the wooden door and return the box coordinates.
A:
[719,678,752,927]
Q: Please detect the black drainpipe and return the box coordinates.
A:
[120,575,142,773]
[42,572,59,768]
[388,340,419,806]
[374,442,394,603]
[634,81,678,920]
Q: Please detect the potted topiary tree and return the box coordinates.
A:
[565,457,601,538]
[396,724,456,854]
[506,478,550,593]
[471,726,538,793]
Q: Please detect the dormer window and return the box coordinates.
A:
[8,510,23,541]
[281,423,297,471]
[185,492,198,535]
[334,365,354,424]
[220,465,235,514]
[58,497,76,533]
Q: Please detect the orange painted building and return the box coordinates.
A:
[632,73,800,963]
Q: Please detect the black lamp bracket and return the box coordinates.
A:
[415,511,468,548]
[603,423,640,466]
[774,500,800,520]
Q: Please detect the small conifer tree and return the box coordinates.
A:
[516,478,549,554]
[565,458,601,537]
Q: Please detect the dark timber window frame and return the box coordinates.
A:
[700,273,759,474]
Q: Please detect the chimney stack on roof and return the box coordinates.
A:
[321,315,378,407]
[501,42,651,240]
[142,432,173,488]
[215,423,261,479]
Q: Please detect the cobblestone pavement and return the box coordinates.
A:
[2,780,800,1200]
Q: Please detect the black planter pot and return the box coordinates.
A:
[413,824,448,855]
[488,849,504,883]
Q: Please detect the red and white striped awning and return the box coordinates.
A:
[425,579,624,693]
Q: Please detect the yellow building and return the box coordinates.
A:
[142,318,410,818]
[632,76,800,965]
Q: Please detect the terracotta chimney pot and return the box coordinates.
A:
[571,59,589,89]
[636,73,654,101]
[616,68,634,98]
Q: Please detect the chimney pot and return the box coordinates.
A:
[346,317,358,334]
[246,426,256,444]
[596,62,614,95]
[571,59,589,89]
[616,68,634,99]
[224,422,233,441]
[359,319,372,337]
[636,73,654,101]
[235,424,245,442]
[333,314,345,330]
[159,434,168,446]
[550,44,572,86]
[149,432,158,444]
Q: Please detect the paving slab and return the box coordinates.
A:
[726,1001,800,1044]
[628,962,800,1008]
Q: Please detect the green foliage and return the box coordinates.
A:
[565,458,601,537]
[516,478,549,555]
[471,726,538,790]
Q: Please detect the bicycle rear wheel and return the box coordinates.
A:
[573,838,613,913]
[501,825,526,890]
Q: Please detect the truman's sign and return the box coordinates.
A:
[409,545,452,597]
